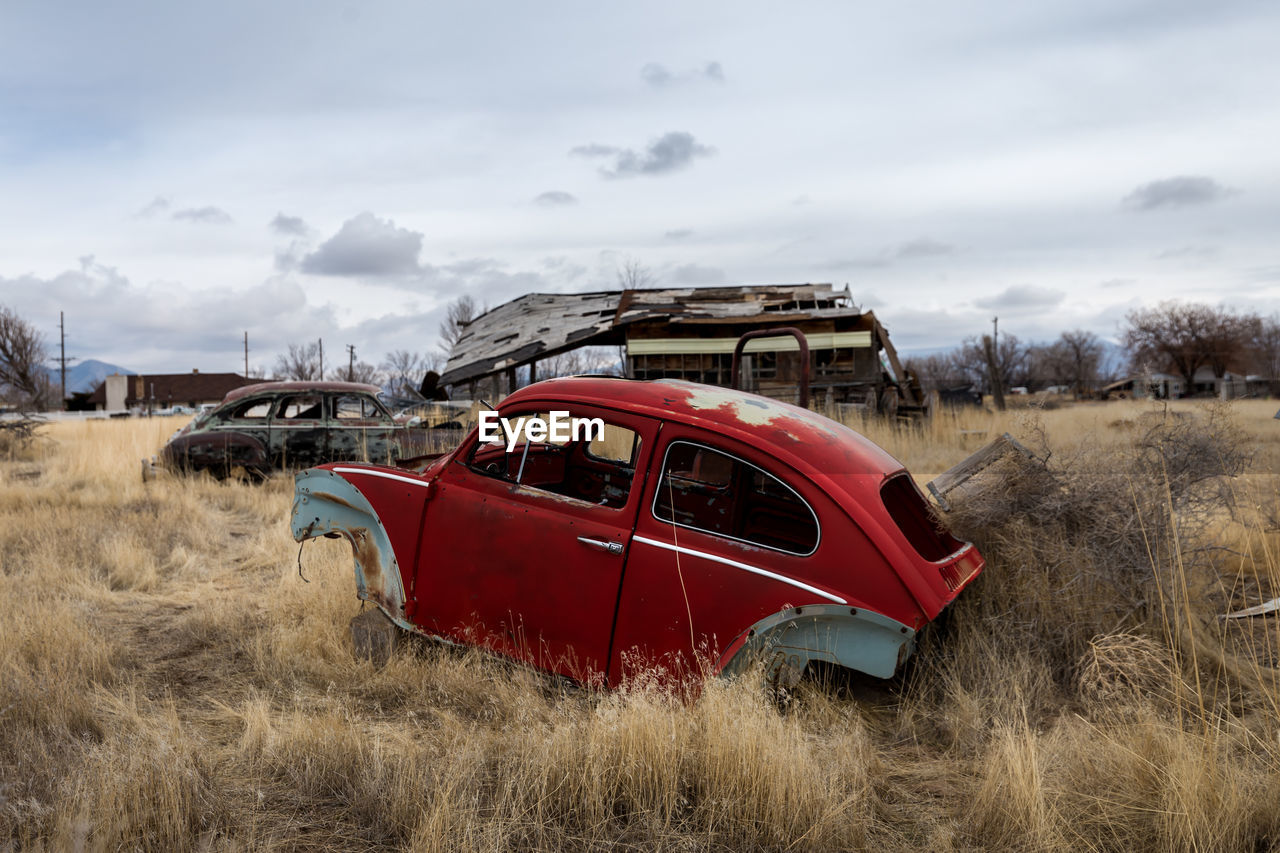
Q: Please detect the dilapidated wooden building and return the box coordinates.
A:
[439,284,922,413]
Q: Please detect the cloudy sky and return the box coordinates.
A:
[2,0,1277,374]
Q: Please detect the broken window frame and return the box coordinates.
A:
[651,439,821,557]
[330,393,391,422]
[462,408,642,510]
[228,398,272,421]
[274,394,324,420]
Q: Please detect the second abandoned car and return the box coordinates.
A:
[291,377,984,688]
[149,380,421,479]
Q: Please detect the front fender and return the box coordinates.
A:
[163,431,269,474]
[717,604,916,687]
[291,467,412,632]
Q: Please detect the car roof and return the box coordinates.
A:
[501,377,904,482]
[221,380,383,404]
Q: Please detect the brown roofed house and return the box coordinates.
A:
[87,371,262,412]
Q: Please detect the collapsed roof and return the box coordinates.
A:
[439,284,860,386]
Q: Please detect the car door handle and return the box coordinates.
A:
[577,536,624,555]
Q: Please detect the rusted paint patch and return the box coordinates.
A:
[313,490,360,512]
[291,468,410,628]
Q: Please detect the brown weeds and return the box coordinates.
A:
[1,402,1278,850]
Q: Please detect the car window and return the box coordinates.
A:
[332,394,384,420]
[466,410,639,509]
[277,395,323,420]
[586,422,639,465]
[229,399,271,420]
[653,441,819,555]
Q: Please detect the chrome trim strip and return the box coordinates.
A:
[632,534,846,604]
[332,466,431,488]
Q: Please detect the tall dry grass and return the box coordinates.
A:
[0,400,1278,850]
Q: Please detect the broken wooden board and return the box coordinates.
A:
[926,432,1040,512]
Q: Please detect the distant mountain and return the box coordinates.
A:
[46,359,135,395]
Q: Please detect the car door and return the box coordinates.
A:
[609,427,827,685]
[270,393,328,469]
[410,403,658,684]
[327,392,398,464]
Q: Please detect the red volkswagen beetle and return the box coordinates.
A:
[291,377,983,688]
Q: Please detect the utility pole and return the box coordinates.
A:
[984,329,1006,412]
[346,344,356,381]
[60,311,67,409]
[56,312,77,410]
[318,338,324,380]
[243,331,249,378]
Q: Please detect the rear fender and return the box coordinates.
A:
[290,468,411,631]
[718,604,916,687]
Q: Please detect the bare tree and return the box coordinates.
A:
[956,332,1028,393]
[382,349,428,396]
[1041,329,1103,397]
[538,346,624,379]
[0,305,53,409]
[1123,302,1251,391]
[1202,309,1257,380]
[439,295,481,354]
[1248,313,1280,380]
[616,257,655,290]
[273,342,323,380]
[348,361,383,385]
[538,349,587,379]
[904,352,967,391]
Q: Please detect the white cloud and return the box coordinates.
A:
[571,131,716,178]
[974,284,1066,311]
[1123,176,1236,210]
[1,0,1278,373]
[533,190,578,207]
[667,263,725,284]
[172,205,232,225]
[640,61,725,88]
[301,213,424,277]
[270,213,308,236]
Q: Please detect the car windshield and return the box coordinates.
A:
[191,406,219,429]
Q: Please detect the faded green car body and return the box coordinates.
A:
[155,381,414,478]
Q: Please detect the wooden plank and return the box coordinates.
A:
[926,432,1038,510]
[871,313,918,406]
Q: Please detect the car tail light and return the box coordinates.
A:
[938,548,982,591]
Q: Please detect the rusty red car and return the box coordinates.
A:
[291,377,983,688]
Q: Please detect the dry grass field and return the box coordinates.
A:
[2,398,1279,851]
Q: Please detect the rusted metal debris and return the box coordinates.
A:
[1223,597,1280,619]
[144,380,466,481]
[731,326,811,407]
[350,607,400,665]
[439,284,924,415]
